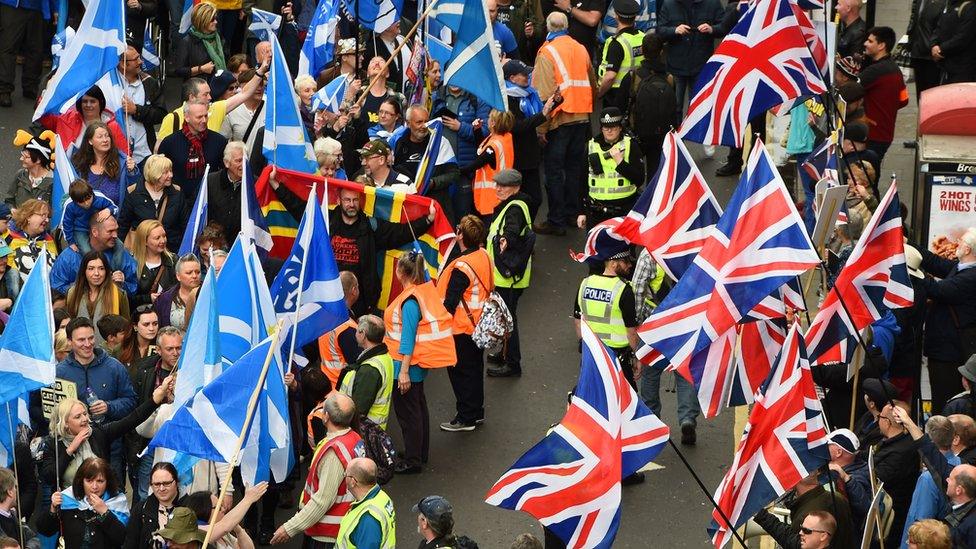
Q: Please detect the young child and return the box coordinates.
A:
[63,178,117,253]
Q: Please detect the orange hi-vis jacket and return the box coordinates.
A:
[472,132,514,216]
[436,248,494,335]
[383,281,457,368]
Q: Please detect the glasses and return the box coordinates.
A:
[799,527,831,536]
[151,480,175,488]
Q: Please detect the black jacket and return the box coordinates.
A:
[837,17,867,57]
[753,485,857,549]
[174,33,224,80]
[206,169,244,245]
[657,0,725,77]
[920,251,976,362]
[505,95,547,172]
[156,131,228,204]
[36,502,127,549]
[811,349,885,430]
[129,73,167,153]
[117,180,188,253]
[872,431,920,546]
[124,493,185,549]
[934,0,976,83]
[132,254,177,309]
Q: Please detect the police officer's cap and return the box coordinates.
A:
[599,107,625,128]
[493,169,523,187]
[613,0,640,18]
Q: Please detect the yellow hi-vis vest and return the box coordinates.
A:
[587,136,637,201]
[577,274,630,348]
[598,29,644,88]
[488,199,532,289]
[335,487,396,549]
[338,352,394,431]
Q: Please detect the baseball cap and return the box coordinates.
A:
[413,495,454,534]
[0,203,11,221]
[827,429,860,454]
[209,70,238,99]
[503,60,531,80]
[357,139,391,158]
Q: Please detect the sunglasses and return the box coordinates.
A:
[799,527,830,536]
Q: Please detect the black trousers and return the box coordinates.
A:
[639,134,667,181]
[497,287,523,371]
[302,538,335,549]
[0,5,44,95]
[912,58,942,102]
[520,167,543,222]
[725,114,768,168]
[928,358,965,416]
[393,380,429,467]
[448,334,485,424]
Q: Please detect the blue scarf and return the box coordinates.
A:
[60,487,130,525]
[504,81,544,116]
[546,29,569,42]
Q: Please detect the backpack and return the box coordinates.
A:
[355,418,396,485]
[458,267,515,350]
[631,72,677,142]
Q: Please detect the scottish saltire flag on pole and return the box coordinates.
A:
[264,34,318,173]
[486,322,669,549]
[0,250,56,403]
[179,165,210,255]
[637,140,819,381]
[805,181,913,368]
[343,0,402,31]
[433,0,507,110]
[51,135,77,228]
[708,324,829,548]
[311,74,349,113]
[96,68,128,141]
[616,132,722,281]
[216,236,276,365]
[173,266,222,409]
[34,0,125,119]
[298,0,340,78]
[414,119,456,195]
[142,23,160,72]
[270,183,347,352]
[249,8,282,41]
[179,0,195,34]
[240,347,293,485]
[677,0,827,147]
[241,161,274,255]
[0,396,29,466]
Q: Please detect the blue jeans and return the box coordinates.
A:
[542,122,587,227]
[3,268,20,301]
[640,366,700,427]
[673,74,698,121]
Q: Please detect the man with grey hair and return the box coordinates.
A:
[919,227,976,415]
[414,495,457,547]
[157,100,229,203]
[393,104,459,221]
[541,0,605,56]
[337,315,395,430]
[271,393,361,547]
[900,415,962,545]
[206,141,248,244]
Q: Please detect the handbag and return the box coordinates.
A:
[457,266,514,350]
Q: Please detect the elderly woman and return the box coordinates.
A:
[4,129,54,206]
[129,220,177,308]
[295,74,317,139]
[41,86,130,156]
[72,121,141,206]
[313,137,346,179]
[175,2,226,81]
[4,198,57,296]
[118,154,186,251]
[153,253,201,330]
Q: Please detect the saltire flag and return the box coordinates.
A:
[241,161,274,255]
[249,8,282,41]
[0,396,29,467]
[805,181,913,367]
[59,487,130,524]
[216,236,278,366]
[34,0,126,120]
[636,140,819,382]
[253,166,456,309]
[677,0,827,147]
[342,0,402,31]
[616,131,722,281]
[426,32,452,68]
[708,324,829,548]
[240,342,293,485]
[179,165,210,255]
[51,27,75,71]
[414,118,456,195]
[51,135,77,228]
[298,0,340,79]
[0,250,56,403]
[311,74,350,113]
[142,23,160,72]
[179,0,197,34]
[485,321,669,548]
[263,33,318,174]
[432,0,507,110]
[270,183,347,351]
[96,68,128,142]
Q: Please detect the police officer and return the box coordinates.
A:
[576,107,644,231]
[596,0,644,114]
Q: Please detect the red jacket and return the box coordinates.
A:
[859,56,909,144]
[40,109,130,156]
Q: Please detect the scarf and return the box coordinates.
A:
[60,432,97,486]
[546,29,569,42]
[504,81,544,116]
[60,487,130,525]
[182,123,207,180]
[189,28,226,71]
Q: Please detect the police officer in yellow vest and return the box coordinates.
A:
[335,457,396,549]
[576,107,645,231]
[597,0,644,114]
[337,315,395,431]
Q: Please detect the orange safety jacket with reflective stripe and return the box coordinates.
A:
[537,35,594,115]
[472,132,515,216]
[383,281,457,368]
[436,248,494,335]
[301,429,362,539]
[318,318,357,387]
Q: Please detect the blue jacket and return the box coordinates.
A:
[55,348,137,421]
[431,88,491,168]
[0,0,57,18]
[902,452,960,547]
[50,244,138,296]
[656,0,725,77]
[62,195,118,246]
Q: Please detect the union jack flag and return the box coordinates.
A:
[805,181,914,367]
[570,217,627,264]
[637,140,819,381]
[709,324,829,548]
[616,132,722,280]
[678,0,827,147]
[485,321,669,549]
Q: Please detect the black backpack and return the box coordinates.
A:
[354,417,396,485]
[631,72,678,142]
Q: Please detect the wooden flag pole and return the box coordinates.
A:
[5,403,25,549]
[201,322,283,549]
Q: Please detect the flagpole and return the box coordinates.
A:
[285,183,316,374]
[201,322,283,549]
[5,403,25,549]
[830,275,895,409]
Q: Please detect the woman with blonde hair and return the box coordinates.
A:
[906,519,951,549]
[466,109,515,216]
[129,219,176,308]
[176,2,225,80]
[65,251,130,339]
[118,155,186,252]
[54,329,71,362]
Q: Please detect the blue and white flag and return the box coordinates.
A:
[51,27,76,71]
[51,135,77,228]
[298,0,340,78]
[96,68,128,141]
[142,24,160,72]
[174,265,222,409]
[179,0,194,34]
[179,165,210,255]
[34,0,125,119]
[270,183,346,352]
[263,34,318,174]
[217,236,277,365]
[249,8,282,41]
[60,488,130,524]
[434,0,507,110]
[427,33,452,68]
[240,347,292,485]
[343,0,402,31]
[414,118,456,195]
[241,161,274,254]
[0,396,29,467]
[0,250,55,403]
[310,74,349,113]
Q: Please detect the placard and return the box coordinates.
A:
[927,179,976,251]
[40,379,78,419]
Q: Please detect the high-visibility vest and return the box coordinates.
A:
[318,318,357,387]
[472,132,515,216]
[338,352,394,430]
[587,136,637,201]
[598,29,644,89]
[487,199,532,289]
[577,274,631,349]
[301,429,363,540]
[383,282,457,368]
[536,35,593,115]
[436,248,494,335]
[335,488,396,549]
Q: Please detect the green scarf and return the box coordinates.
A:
[190,28,227,71]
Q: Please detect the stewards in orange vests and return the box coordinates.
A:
[467,110,516,216]
[317,271,363,388]
[383,252,456,474]
[436,215,495,432]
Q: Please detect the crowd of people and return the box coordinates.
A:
[0,0,972,546]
